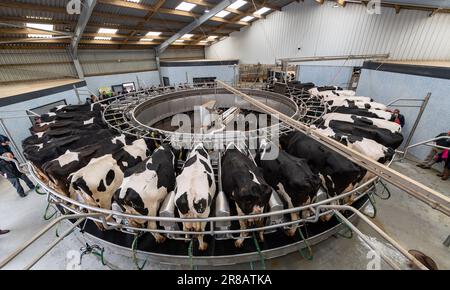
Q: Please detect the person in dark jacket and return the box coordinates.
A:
[389,109,405,127]
[0,152,34,197]
[417,131,450,169]
[0,134,12,153]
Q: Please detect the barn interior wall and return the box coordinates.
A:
[206,0,450,64]
[0,88,83,157]
[160,65,236,85]
[356,69,450,160]
[0,48,205,85]
[296,65,354,88]
[84,70,160,94]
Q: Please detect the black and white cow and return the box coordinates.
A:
[323,96,372,103]
[280,131,366,197]
[322,113,402,133]
[112,144,176,243]
[42,134,132,193]
[69,138,152,214]
[327,120,404,149]
[326,99,387,110]
[221,143,272,247]
[329,106,392,120]
[23,128,118,168]
[174,143,216,251]
[257,140,321,236]
[313,126,395,163]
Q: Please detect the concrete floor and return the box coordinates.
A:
[0,159,448,270]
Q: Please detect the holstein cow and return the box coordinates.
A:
[280,131,366,198]
[23,128,117,167]
[174,143,216,251]
[322,113,402,133]
[327,120,404,149]
[326,99,387,110]
[221,143,272,247]
[313,126,395,164]
[112,144,176,243]
[42,134,133,193]
[323,96,372,103]
[69,139,152,220]
[330,106,392,120]
[257,140,321,236]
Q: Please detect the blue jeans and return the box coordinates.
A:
[7,174,34,196]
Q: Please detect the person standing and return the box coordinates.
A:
[390,109,405,128]
[417,131,450,169]
[0,152,35,197]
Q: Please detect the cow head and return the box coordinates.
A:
[232,170,272,218]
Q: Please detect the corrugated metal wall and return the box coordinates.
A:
[0,47,205,82]
[206,0,450,65]
[0,49,77,83]
[79,49,157,76]
[161,48,205,60]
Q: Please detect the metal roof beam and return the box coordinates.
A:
[71,0,97,55]
[71,0,97,79]
[156,0,239,55]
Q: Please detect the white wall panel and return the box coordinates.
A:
[84,70,160,93]
[206,0,450,65]
[160,64,236,85]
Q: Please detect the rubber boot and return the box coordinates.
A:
[442,168,449,181]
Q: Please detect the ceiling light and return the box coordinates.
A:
[28,34,52,38]
[26,23,53,31]
[207,35,218,40]
[200,40,208,43]
[126,0,140,3]
[183,33,193,38]
[175,2,196,11]
[254,7,270,15]
[146,31,162,36]
[215,10,230,18]
[98,28,117,34]
[95,36,112,40]
[241,16,254,22]
[228,0,247,9]
[175,40,185,43]
[26,16,53,20]
[140,38,154,42]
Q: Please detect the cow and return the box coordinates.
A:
[329,106,392,120]
[309,87,355,97]
[68,138,153,214]
[23,129,118,167]
[42,134,132,193]
[50,103,103,113]
[327,120,404,149]
[313,126,394,163]
[40,112,57,122]
[256,140,321,236]
[280,131,366,198]
[174,143,216,251]
[323,96,372,103]
[112,144,176,243]
[221,143,272,248]
[326,99,387,110]
[322,113,402,133]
